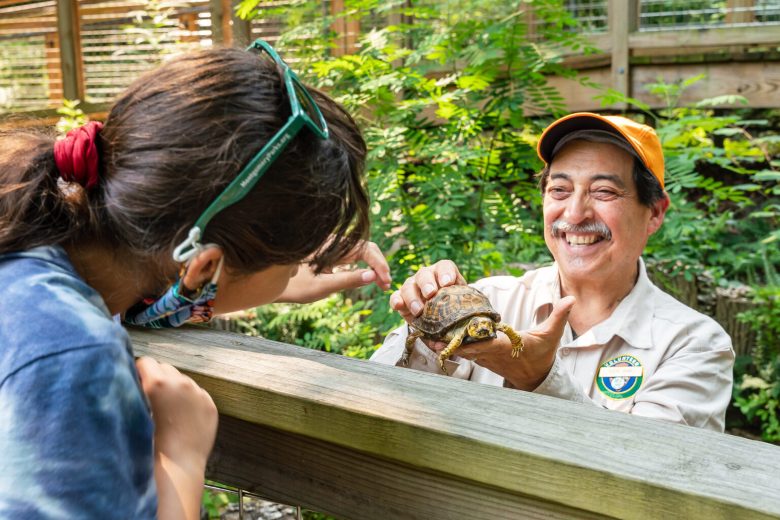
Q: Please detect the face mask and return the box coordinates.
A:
[123,256,224,329]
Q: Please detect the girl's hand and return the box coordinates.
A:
[276,240,391,303]
[135,357,218,520]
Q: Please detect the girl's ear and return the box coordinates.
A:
[181,246,224,290]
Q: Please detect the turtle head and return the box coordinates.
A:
[466,316,496,341]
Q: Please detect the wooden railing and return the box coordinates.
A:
[130,326,780,520]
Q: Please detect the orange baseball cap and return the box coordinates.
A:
[537,112,665,188]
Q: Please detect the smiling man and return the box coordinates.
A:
[371,113,735,432]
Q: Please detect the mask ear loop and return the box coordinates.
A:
[209,254,225,285]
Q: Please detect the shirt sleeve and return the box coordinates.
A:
[0,344,158,519]
[370,325,474,379]
[532,355,595,405]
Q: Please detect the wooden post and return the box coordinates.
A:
[330,0,359,56]
[210,0,251,47]
[209,0,226,45]
[55,0,84,101]
[525,3,537,42]
[608,0,638,108]
[179,12,199,43]
[44,32,62,104]
[229,0,252,48]
[726,0,756,24]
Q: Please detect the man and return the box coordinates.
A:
[371,112,734,431]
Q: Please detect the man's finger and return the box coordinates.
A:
[399,277,426,317]
[433,260,463,288]
[413,266,441,299]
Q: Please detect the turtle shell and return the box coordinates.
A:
[411,285,501,336]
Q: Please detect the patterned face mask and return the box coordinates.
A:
[123,256,224,329]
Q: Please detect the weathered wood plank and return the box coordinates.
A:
[628,25,780,52]
[211,415,606,520]
[540,60,780,113]
[129,327,780,520]
[607,0,637,105]
[630,61,780,108]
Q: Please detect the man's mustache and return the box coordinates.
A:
[550,220,612,241]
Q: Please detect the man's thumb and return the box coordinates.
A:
[541,296,576,339]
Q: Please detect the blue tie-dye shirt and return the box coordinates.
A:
[0,246,157,519]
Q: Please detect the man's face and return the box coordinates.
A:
[542,139,667,288]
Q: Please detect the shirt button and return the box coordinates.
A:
[561,348,571,357]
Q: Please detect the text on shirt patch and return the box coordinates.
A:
[596,354,644,400]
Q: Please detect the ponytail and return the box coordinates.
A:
[0,130,91,253]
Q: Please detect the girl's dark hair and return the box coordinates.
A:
[0,47,369,279]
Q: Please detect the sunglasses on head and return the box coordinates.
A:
[173,39,329,263]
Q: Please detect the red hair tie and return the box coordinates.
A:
[54,121,104,190]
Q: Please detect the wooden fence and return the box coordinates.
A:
[1,0,780,120]
[130,326,780,520]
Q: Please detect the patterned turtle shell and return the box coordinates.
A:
[411,285,501,336]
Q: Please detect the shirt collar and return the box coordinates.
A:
[586,257,656,349]
[532,258,655,349]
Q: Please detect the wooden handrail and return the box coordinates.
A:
[130,326,780,520]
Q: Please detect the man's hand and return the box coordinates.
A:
[277,240,391,304]
[389,260,467,321]
[457,296,576,391]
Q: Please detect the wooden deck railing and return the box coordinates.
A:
[130,326,780,520]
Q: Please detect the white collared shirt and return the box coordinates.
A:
[370,258,734,431]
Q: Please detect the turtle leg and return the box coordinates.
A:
[497,323,524,358]
[402,330,423,367]
[438,328,467,374]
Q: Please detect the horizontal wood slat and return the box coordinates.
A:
[130,327,780,520]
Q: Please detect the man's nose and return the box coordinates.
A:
[563,191,594,223]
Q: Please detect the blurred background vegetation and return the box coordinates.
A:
[1,0,776,460]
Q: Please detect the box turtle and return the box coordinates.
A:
[401,285,524,373]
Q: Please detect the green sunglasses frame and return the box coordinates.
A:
[173,39,330,263]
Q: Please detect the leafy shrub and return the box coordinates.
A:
[733,286,780,442]
[235,295,379,359]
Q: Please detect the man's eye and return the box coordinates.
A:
[592,189,618,199]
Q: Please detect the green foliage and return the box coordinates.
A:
[120,0,188,53]
[733,286,780,442]
[201,488,237,518]
[55,99,88,136]
[201,481,239,518]
[236,294,382,359]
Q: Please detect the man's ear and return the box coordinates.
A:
[647,193,670,236]
[182,246,224,290]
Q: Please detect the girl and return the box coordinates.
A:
[0,41,389,519]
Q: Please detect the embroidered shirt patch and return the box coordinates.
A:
[596,354,644,400]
